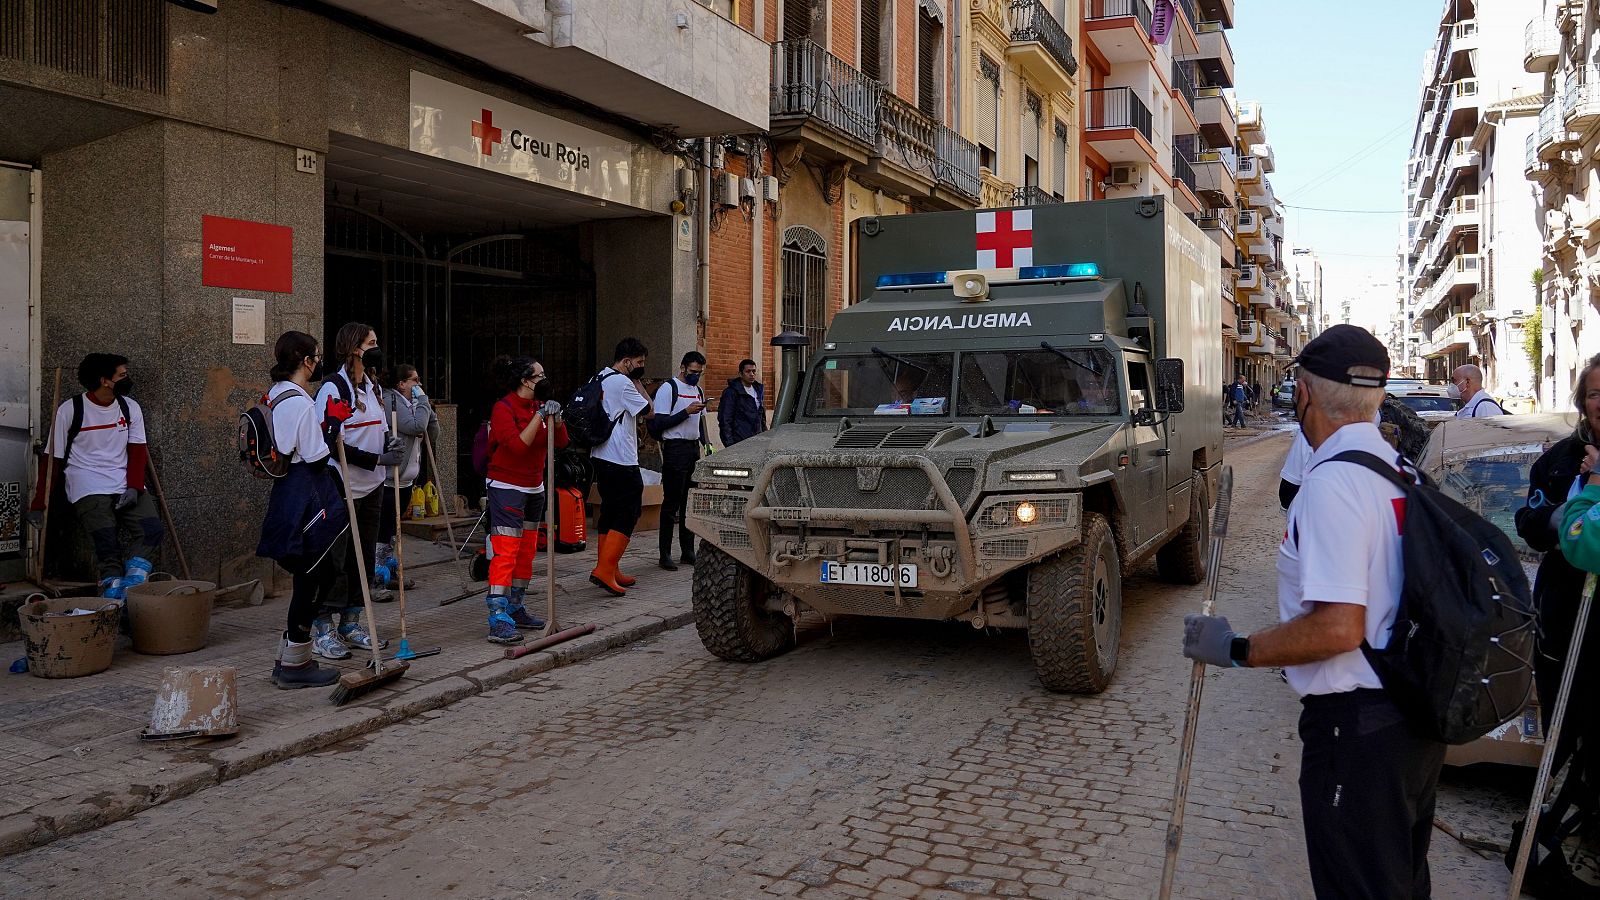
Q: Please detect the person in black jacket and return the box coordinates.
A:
[717,359,767,447]
[1510,353,1600,898]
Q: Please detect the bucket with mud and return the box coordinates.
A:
[126,577,215,655]
[142,666,239,741]
[18,597,120,678]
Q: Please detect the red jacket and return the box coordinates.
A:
[486,392,568,489]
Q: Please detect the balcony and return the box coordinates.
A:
[1237,262,1261,292]
[861,92,981,209]
[1447,137,1480,175]
[936,129,983,202]
[1538,97,1577,160]
[1248,334,1274,355]
[1007,0,1079,95]
[1190,20,1236,89]
[1526,17,1559,72]
[1197,0,1233,29]
[1448,78,1481,130]
[1085,0,1155,65]
[1197,210,1235,258]
[1084,87,1157,165]
[1526,132,1544,177]
[322,0,767,135]
[1244,172,1270,207]
[1195,86,1237,148]
[772,40,881,154]
[1236,153,1260,184]
[1440,193,1480,241]
[1172,150,1202,214]
[1425,313,1472,358]
[1010,185,1062,206]
[1236,319,1260,345]
[1564,74,1600,129]
[1191,148,1236,208]
[1263,211,1284,240]
[1449,19,1479,60]
[1171,61,1199,135]
[1236,207,1260,237]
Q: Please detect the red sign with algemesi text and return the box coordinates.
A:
[201,215,293,293]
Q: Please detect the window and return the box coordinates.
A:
[958,348,1121,416]
[860,0,887,81]
[781,226,829,361]
[1056,119,1068,197]
[784,0,823,42]
[1022,91,1042,188]
[917,7,942,119]
[805,352,956,417]
[977,54,1000,170]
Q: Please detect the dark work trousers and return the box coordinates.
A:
[592,457,643,537]
[376,478,415,549]
[1298,689,1446,900]
[329,490,384,615]
[1529,589,1600,858]
[658,438,699,561]
[1229,399,1247,428]
[72,491,164,583]
[287,562,342,643]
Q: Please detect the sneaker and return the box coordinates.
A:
[338,621,389,651]
[486,595,524,644]
[272,660,340,689]
[658,557,679,571]
[509,605,546,630]
[312,628,351,660]
[370,585,396,603]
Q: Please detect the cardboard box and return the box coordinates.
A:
[588,483,665,533]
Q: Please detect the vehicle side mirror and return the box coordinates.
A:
[1133,408,1158,427]
[1154,358,1185,413]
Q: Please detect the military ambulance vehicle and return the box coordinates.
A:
[687,197,1224,692]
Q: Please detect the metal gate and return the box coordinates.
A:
[781,225,828,361]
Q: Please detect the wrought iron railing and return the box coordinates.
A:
[770,40,881,147]
[1010,185,1062,206]
[1086,0,1152,35]
[1008,0,1078,78]
[936,127,983,200]
[1085,87,1153,140]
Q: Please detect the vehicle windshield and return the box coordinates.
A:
[804,352,956,416]
[958,348,1120,416]
[1396,395,1455,413]
[1436,445,1542,546]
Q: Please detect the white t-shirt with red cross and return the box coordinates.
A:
[1278,422,1407,697]
[51,393,146,503]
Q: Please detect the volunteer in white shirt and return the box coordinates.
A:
[1278,407,1383,510]
[309,321,405,660]
[28,353,164,601]
[650,350,709,571]
[1450,363,1505,418]
[1184,325,1447,898]
[588,337,653,596]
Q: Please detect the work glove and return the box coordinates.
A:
[540,400,562,419]
[115,488,139,511]
[377,436,406,467]
[324,397,353,429]
[1182,614,1240,668]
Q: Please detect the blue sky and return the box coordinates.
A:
[1229,0,1444,314]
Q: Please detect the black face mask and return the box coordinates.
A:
[628,366,646,380]
[112,377,133,397]
[361,346,385,375]
[307,357,324,381]
[533,378,554,402]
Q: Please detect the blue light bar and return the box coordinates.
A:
[876,271,949,288]
[1018,263,1101,279]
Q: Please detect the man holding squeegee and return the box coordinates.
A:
[1183,326,1445,899]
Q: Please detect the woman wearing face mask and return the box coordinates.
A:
[1507,353,1600,897]
[255,331,351,689]
[482,356,568,643]
[310,321,406,661]
[375,364,440,587]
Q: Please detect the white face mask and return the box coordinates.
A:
[1446,383,1462,400]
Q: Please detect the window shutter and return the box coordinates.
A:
[917,10,939,118]
[1022,91,1041,161]
[784,0,815,42]
[860,0,882,80]
[1054,120,1069,197]
[977,54,999,155]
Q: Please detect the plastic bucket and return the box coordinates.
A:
[18,597,119,678]
[126,578,216,655]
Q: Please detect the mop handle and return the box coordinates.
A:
[390,409,408,642]
[543,407,560,636]
[335,434,385,675]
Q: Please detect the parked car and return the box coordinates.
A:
[1389,383,1458,424]
[1272,380,1295,409]
[1417,412,1580,766]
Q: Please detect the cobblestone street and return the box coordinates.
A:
[0,434,1517,897]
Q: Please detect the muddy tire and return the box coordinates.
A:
[692,545,795,662]
[1027,512,1122,694]
[1155,478,1209,586]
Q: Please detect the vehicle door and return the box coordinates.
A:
[1124,356,1168,549]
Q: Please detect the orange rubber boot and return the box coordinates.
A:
[588,531,628,596]
[613,531,636,586]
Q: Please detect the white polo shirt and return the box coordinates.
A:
[1456,389,1505,418]
[1278,422,1407,697]
[1279,409,1384,487]
[51,394,146,503]
[591,368,650,466]
[653,378,705,441]
[267,382,327,464]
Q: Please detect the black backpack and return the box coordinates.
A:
[564,370,625,450]
[1322,451,1536,745]
[237,387,309,479]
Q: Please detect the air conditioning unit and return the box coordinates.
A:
[714,172,741,206]
[1109,164,1141,187]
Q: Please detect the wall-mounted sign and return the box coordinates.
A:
[295,149,318,174]
[409,71,664,212]
[232,297,265,345]
[202,215,292,293]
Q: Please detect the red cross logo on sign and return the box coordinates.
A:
[471,109,502,156]
[976,210,1033,268]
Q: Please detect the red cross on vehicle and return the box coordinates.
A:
[976,209,1034,268]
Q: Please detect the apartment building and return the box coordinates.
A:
[1228,100,1298,389]
[1291,248,1326,341]
[1400,0,1541,392]
[1525,0,1600,409]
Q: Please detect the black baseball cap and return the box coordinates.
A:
[1293,324,1389,389]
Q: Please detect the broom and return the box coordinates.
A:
[390,410,438,661]
[330,431,408,705]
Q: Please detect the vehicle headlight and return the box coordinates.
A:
[711,467,751,479]
[1016,501,1038,524]
[1005,471,1059,483]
